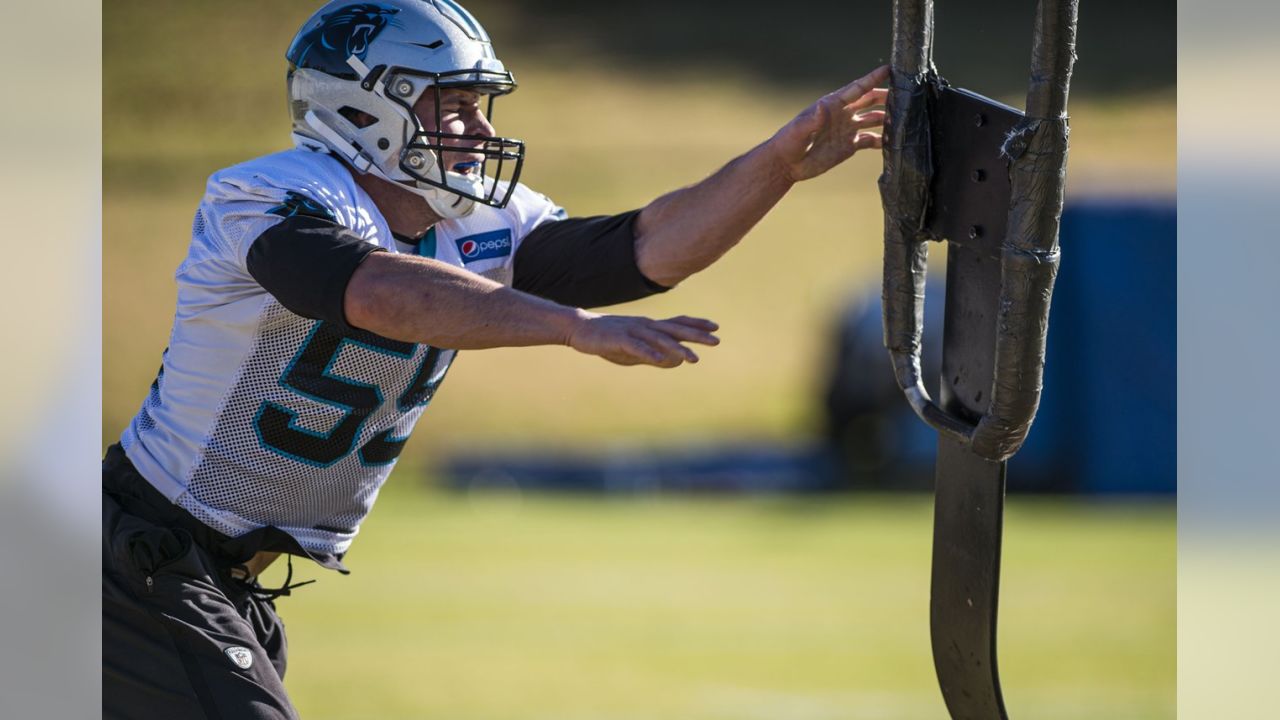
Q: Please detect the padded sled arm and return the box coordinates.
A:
[879,0,1078,461]
[879,0,976,444]
[969,0,1077,461]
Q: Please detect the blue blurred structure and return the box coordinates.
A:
[444,444,834,494]
[1020,198,1177,494]
[824,197,1177,494]
[441,199,1176,495]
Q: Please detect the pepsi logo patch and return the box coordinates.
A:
[454,229,512,264]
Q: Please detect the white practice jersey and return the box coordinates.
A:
[121,147,564,557]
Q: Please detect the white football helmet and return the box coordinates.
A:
[285,0,525,218]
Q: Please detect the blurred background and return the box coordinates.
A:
[102,1,1175,718]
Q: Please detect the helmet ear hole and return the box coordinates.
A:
[392,79,415,98]
[377,138,390,150]
[337,106,378,129]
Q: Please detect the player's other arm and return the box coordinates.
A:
[633,66,889,288]
[343,252,718,368]
[245,213,717,368]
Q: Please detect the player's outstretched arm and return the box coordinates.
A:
[344,252,719,368]
[633,65,889,288]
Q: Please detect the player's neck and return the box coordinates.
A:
[348,165,443,240]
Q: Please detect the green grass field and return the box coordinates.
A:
[264,486,1174,719]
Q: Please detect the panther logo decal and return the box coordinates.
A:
[267,191,336,222]
[287,3,401,80]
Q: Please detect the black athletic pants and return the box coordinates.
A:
[102,446,300,719]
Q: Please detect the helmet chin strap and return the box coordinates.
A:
[302,108,477,219]
[384,157,486,219]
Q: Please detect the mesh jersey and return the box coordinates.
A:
[121,147,564,557]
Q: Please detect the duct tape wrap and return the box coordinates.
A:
[1025,0,1078,120]
[879,0,976,443]
[879,0,1077,461]
[971,118,1067,460]
[970,0,1076,461]
[878,69,931,390]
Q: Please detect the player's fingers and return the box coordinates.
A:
[632,326,696,365]
[847,87,888,111]
[663,315,719,332]
[849,109,886,131]
[835,65,890,104]
[652,318,720,346]
[592,324,663,366]
[610,338,662,366]
[644,329,699,365]
[853,131,884,151]
[630,335,670,365]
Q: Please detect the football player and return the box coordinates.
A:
[102,0,888,716]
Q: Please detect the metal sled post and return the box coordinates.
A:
[877,0,1078,717]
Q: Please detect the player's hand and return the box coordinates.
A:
[767,65,889,183]
[567,314,720,368]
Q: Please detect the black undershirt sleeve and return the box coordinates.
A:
[512,210,671,309]
[246,215,385,333]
